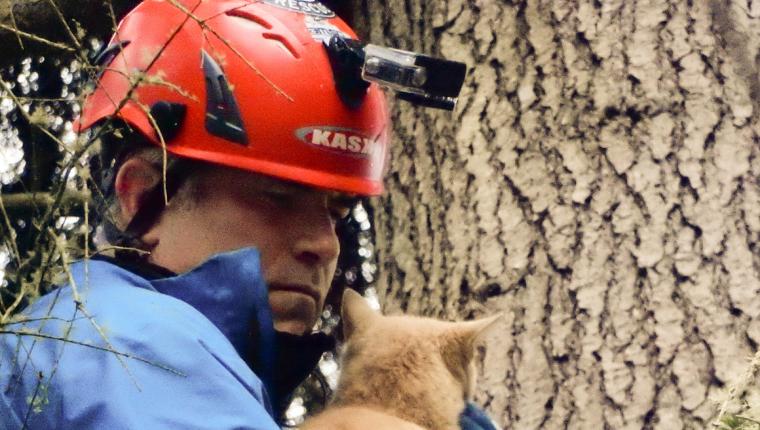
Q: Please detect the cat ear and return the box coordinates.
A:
[440,314,504,398]
[442,314,504,363]
[341,289,380,340]
[458,313,504,346]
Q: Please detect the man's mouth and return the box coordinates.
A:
[268,283,321,304]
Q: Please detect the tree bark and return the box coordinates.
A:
[357,0,760,428]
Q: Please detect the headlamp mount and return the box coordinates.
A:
[325,35,467,111]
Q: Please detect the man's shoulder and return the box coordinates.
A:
[3,258,236,363]
[0,259,277,429]
[19,258,212,329]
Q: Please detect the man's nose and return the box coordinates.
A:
[292,211,340,265]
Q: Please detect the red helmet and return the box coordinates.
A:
[78,0,389,196]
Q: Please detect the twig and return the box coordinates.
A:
[714,349,760,426]
[43,0,84,53]
[51,231,149,390]
[734,415,760,425]
[166,0,293,102]
[136,101,170,204]
[4,315,86,325]
[0,329,184,375]
[0,196,25,320]
[78,0,201,161]
[21,369,45,427]
[0,193,22,266]
[8,5,23,50]
[0,23,76,53]
[89,245,150,256]
[0,191,89,215]
[0,77,72,157]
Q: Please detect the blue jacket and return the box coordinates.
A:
[0,248,281,429]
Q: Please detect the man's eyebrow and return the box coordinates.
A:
[261,178,361,207]
[330,194,361,208]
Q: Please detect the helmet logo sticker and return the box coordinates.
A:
[262,0,335,18]
[304,16,349,43]
[296,127,379,158]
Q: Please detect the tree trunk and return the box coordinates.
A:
[357,0,760,428]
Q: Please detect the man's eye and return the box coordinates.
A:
[262,191,294,207]
[328,197,358,222]
[330,207,351,222]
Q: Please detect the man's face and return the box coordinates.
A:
[144,167,355,335]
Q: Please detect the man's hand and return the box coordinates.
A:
[459,402,500,430]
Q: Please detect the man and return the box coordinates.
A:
[0,0,497,428]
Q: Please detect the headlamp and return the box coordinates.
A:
[325,35,467,111]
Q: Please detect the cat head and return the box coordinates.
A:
[334,289,502,428]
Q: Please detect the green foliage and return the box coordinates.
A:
[26,376,50,415]
[713,351,760,430]
[0,53,93,323]
[718,414,760,430]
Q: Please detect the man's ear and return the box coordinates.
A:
[113,156,162,228]
[341,289,379,340]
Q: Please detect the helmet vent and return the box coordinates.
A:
[93,40,131,67]
[91,40,131,79]
[263,33,300,59]
[202,51,249,145]
[225,9,273,30]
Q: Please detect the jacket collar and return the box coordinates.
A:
[85,248,276,397]
[148,248,274,363]
[82,248,335,417]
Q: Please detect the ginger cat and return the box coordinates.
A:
[300,289,501,430]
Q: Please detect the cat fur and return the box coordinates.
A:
[300,289,501,430]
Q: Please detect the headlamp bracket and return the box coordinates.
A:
[325,35,467,111]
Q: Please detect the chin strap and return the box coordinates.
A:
[122,157,187,239]
[248,331,336,421]
[96,101,189,248]
[100,156,189,256]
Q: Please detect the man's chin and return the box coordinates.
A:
[268,291,318,335]
[272,319,313,335]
